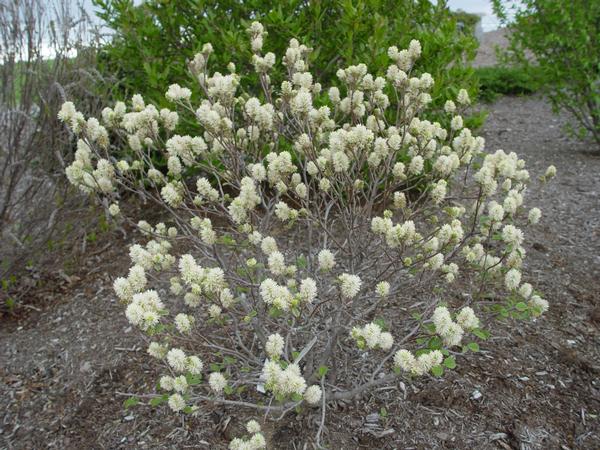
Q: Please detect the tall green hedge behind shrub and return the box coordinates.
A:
[93,0,478,113]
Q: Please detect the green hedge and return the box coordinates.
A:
[93,0,478,112]
[475,66,545,103]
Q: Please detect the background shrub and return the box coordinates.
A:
[493,0,600,145]
[93,0,479,112]
[475,66,545,103]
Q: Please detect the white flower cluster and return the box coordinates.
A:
[338,273,362,299]
[351,322,394,350]
[432,306,478,347]
[394,349,443,376]
[229,419,266,450]
[261,360,307,398]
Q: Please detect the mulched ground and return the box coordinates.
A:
[1,95,599,449]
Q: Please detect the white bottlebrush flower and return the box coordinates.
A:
[457,88,470,105]
[450,115,463,131]
[172,375,188,393]
[441,322,464,347]
[456,307,479,330]
[528,207,542,224]
[432,306,452,335]
[414,350,444,375]
[338,273,362,298]
[208,304,222,319]
[267,251,286,275]
[299,278,317,303]
[168,393,186,412]
[502,224,524,246]
[444,100,456,113]
[265,333,285,358]
[261,236,278,255]
[505,268,522,291]
[375,281,390,297]
[108,203,120,216]
[209,372,227,394]
[408,155,424,175]
[174,313,194,333]
[186,355,203,374]
[246,420,261,434]
[378,332,394,350]
[167,348,187,372]
[317,249,336,271]
[166,83,191,102]
[248,433,267,449]
[160,375,175,391]
[394,349,416,372]
[393,192,407,209]
[544,165,557,179]
[304,385,322,405]
[147,342,167,359]
[529,295,549,316]
[519,282,533,298]
[488,201,504,222]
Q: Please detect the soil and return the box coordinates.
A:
[2,95,600,448]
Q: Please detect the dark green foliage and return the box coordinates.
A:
[93,0,478,111]
[475,66,545,103]
[493,0,600,146]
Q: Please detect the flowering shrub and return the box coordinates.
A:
[59,22,555,447]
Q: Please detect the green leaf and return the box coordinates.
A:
[373,318,387,331]
[296,255,307,268]
[427,336,443,350]
[380,407,388,418]
[443,356,457,369]
[424,323,437,334]
[149,394,168,407]
[209,363,223,372]
[515,302,528,312]
[269,307,282,318]
[123,396,139,409]
[467,342,480,352]
[472,328,490,340]
[186,373,203,385]
[431,365,444,377]
[318,365,329,377]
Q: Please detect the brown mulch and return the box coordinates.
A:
[1,95,600,449]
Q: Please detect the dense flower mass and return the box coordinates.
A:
[59,21,554,445]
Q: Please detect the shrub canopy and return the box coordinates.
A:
[94,0,478,110]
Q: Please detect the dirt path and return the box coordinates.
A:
[1,95,599,449]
